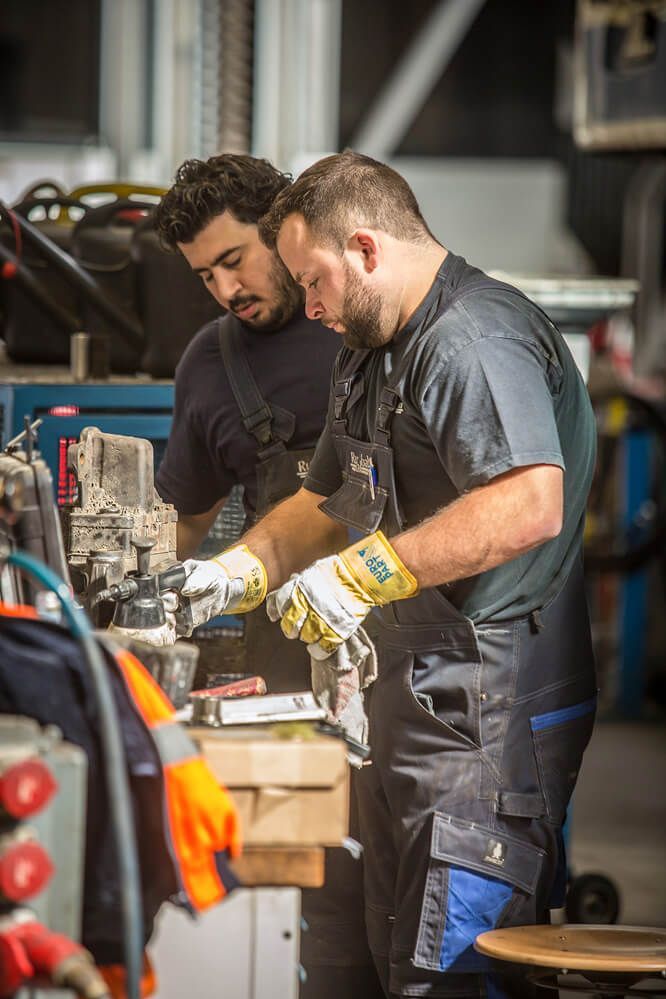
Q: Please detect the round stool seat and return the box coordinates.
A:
[475,924,666,974]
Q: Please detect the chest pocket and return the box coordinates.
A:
[320,362,407,536]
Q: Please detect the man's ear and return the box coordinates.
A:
[347,228,380,273]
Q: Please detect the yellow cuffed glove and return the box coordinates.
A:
[265,531,418,654]
[173,544,267,636]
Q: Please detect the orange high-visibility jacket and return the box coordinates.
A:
[0,602,241,915]
[111,644,242,910]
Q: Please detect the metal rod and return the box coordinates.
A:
[350,0,487,160]
[4,419,43,454]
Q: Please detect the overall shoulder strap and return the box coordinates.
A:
[331,348,370,435]
[218,318,277,448]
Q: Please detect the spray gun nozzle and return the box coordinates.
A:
[92,578,139,607]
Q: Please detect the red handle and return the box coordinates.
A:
[190,676,267,699]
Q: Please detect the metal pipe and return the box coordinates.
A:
[350,0,487,160]
[252,0,342,171]
[4,418,43,454]
[1,202,144,350]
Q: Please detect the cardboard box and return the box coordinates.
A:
[191,726,349,847]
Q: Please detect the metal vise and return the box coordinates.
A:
[61,426,178,615]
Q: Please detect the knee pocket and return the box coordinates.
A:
[413,812,545,974]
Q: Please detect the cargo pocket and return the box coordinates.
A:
[414,812,544,974]
[530,695,596,826]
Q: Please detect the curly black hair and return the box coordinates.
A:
[154,154,292,249]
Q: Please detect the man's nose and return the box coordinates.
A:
[211,268,242,306]
[304,288,323,321]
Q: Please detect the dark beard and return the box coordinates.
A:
[340,263,386,350]
[231,255,304,333]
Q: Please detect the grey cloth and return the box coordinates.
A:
[305,252,596,623]
[308,627,377,747]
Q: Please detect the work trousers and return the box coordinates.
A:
[357,564,596,996]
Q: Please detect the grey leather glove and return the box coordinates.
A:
[172,551,265,636]
[308,626,378,747]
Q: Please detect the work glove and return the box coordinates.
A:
[266,530,417,655]
[309,626,377,746]
[172,544,267,637]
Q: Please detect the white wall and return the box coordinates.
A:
[395,157,592,275]
[0,144,117,206]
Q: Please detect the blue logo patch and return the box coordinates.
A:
[357,547,393,585]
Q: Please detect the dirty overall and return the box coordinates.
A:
[220,321,384,999]
[320,298,597,997]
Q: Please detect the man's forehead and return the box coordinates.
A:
[179,211,258,263]
[278,215,328,275]
[204,210,255,241]
[277,217,310,271]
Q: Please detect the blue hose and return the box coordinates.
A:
[7,550,143,999]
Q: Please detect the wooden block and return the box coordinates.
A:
[231,846,325,888]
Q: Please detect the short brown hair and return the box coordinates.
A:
[155,154,291,249]
[259,150,434,252]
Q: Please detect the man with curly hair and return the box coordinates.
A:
[154,154,343,692]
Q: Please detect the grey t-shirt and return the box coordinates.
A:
[305,252,596,622]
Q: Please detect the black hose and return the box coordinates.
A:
[0,242,79,333]
[0,201,144,350]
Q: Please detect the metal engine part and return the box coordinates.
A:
[106,632,199,709]
[62,426,177,595]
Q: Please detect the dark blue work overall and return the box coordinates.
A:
[319,285,598,997]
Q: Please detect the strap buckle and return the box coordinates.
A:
[242,405,273,445]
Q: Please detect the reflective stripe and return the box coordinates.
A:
[152,721,197,766]
[530,695,596,733]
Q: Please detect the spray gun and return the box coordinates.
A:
[93,536,187,636]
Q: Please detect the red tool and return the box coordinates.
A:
[0,912,111,998]
[0,921,33,996]
[189,675,267,699]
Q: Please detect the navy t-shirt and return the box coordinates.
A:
[157,310,340,516]
[305,253,596,622]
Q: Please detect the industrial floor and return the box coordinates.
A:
[569,719,666,927]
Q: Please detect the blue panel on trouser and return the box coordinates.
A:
[439,866,512,971]
[529,696,596,732]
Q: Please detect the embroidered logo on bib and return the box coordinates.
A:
[349,451,373,476]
